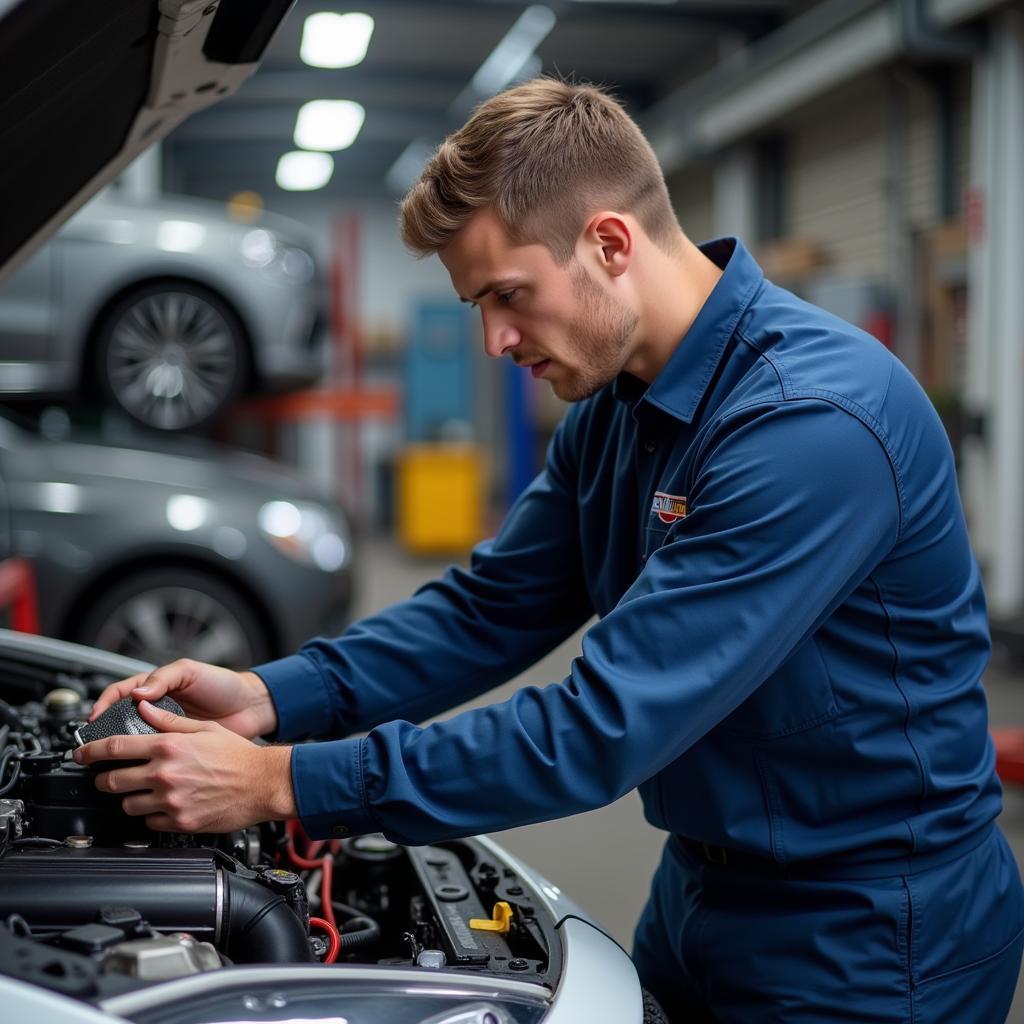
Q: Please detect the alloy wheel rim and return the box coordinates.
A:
[106,291,238,430]
[93,586,254,668]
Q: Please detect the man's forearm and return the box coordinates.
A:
[255,743,297,821]
[240,670,279,738]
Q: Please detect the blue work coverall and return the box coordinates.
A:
[255,238,1024,1021]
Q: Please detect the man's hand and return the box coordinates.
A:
[75,699,296,833]
[88,660,277,740]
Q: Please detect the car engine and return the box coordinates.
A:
[0,654,559,1007]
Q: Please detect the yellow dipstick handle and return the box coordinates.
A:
[469,901,513,934]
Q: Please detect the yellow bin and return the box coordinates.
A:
[396,443,485,554]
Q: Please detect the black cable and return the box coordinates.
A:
[0,747,19,794]
[12,837,62,850]
[330,902,381,952]
[0,700,21,732]
[329,901,364,921]
[0,753,21,797]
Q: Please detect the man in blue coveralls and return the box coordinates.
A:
[82,79,1024,1021]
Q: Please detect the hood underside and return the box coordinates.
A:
[0,0,295,284]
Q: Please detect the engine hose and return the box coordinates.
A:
[0,848,314,964]
[0,750,21,797]
[0,700,21,731]
[331,903,381,952]
[223,873,315,964]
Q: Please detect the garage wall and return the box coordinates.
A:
[782,75,891,284]
[778,67,971,285]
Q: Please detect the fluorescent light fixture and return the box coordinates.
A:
[156,220,206,253]
[301,11,374,68]
[276,151,334,191]
[471,5,556,96]
[294,99,365,151]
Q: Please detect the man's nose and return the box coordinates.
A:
[482,315,520,359]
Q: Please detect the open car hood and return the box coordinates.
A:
[0,0,294,284]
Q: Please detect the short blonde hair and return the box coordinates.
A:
[399,78,680,263]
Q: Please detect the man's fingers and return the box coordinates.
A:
[120,792,165,817]
[88,674,150,721]
[136,699,207,733]
[89,662,196,722]
[143,813,177,832]
[75,734,159,765]
[95,766,152,795]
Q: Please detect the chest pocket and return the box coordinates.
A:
[643,489,688,560]
[643,520,671,561]
[717,637,840,739]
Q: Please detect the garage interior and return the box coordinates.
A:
[2,0,1024,1019]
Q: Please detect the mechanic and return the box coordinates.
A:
[80,79,1024,1022]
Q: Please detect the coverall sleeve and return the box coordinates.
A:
[281,399,903,843]
[253,412,593,742]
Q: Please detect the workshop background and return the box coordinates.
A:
[3,0,1024,1016]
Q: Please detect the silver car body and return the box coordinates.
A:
[0,630,643,1024]
[0,191,324,400]
[0,412,353,658]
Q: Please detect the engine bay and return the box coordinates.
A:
[0,649,561,1009]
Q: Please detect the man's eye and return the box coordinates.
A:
[497,289,517,305]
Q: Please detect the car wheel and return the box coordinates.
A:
[74,568,270,669]
[94,282,248,432]
[642,991,670,1024]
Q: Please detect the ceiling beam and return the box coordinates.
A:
[291,0,788,35]
[234,67,466,105]
[172,105,449,142]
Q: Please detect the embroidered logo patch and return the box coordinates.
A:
[651,491,687,524]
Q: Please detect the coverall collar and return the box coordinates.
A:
[613,236,764,423]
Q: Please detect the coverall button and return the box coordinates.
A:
[643,439,656,453]
[330,824,351,837]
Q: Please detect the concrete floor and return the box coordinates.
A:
[352,536,1024,1019]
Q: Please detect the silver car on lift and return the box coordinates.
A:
[0,407,355,667]
[0,0,652,1020]
[0,191,324,432]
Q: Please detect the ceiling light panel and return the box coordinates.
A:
[276,151,334,191]
[301,12,375,69]
[294,100,366,151]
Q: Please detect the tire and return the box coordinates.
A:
[93,281,248,432]
[642,990,670,1024]
[73,567,270,669]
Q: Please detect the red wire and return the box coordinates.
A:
[320,853,336,930]
[286,821,324,870]
[284,819,336,929]
[309,916,340,964]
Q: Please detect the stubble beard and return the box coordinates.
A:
[552,266,640,403]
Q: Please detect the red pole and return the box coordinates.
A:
[0,559,40,634]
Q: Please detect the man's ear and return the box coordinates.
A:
[582,212,633,278]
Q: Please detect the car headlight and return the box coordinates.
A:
[240,229,316,283]
[258,500,351,571]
